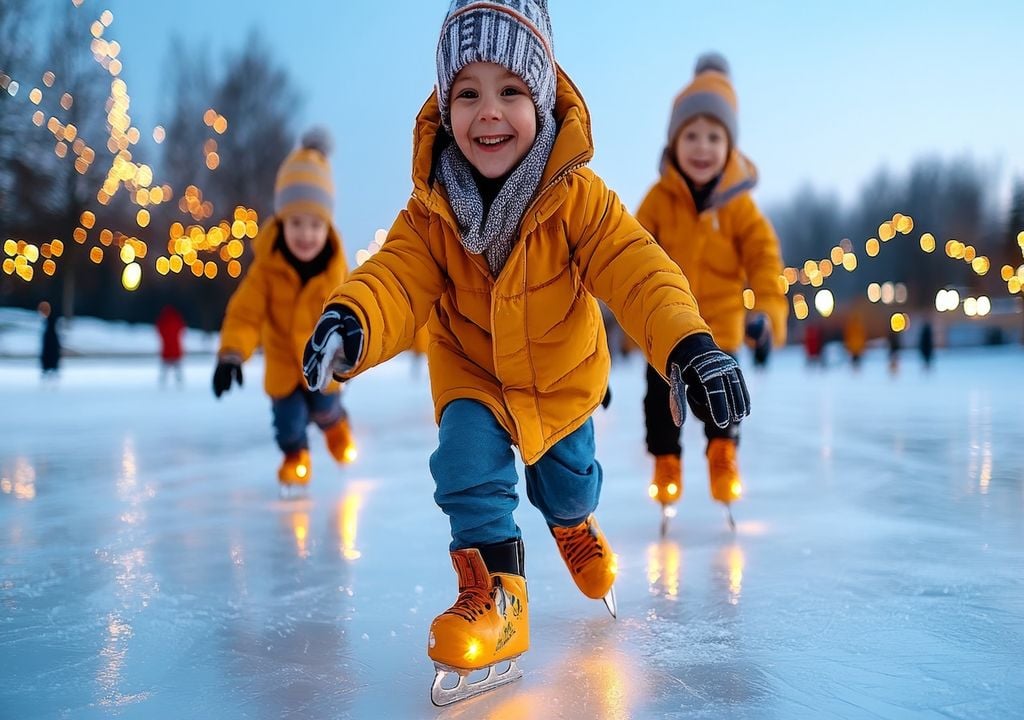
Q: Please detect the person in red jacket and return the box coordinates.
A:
[156,305,186,387]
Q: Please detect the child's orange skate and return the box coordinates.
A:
[278,448,311,498]
[550,515,618,617]
[324,417,357,464]
[707,438,742,530]
[649,454,682,536]
[428,539,528,706]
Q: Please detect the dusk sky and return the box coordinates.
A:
[39,1,1024,248]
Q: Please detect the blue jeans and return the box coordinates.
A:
[271,387,344,454]
[430,399,603,550]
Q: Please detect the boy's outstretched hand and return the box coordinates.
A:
[744,312,772,366]
[303,305,364,391]
[212,354,243,398]
[667,333,750,429]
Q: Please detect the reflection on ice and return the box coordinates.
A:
[646,541,681,599]
[337,480,370,561]
[0,456,36,500]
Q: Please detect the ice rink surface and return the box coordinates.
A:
[2,346,1022,719]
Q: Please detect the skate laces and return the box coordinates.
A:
[554,520,604,575]
[444,587,492,623]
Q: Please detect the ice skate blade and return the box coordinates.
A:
[430,657,523,707]
[659,505,677,538]
[279,484,309,501]
[602,585,618,619]
[725,505,736,532]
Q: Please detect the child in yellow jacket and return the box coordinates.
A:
[213,129,355,492]
[637,53,787,522]
[302,1,749,705]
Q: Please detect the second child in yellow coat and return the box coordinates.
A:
[213,129,356,492]
[638,53,788,517]
[302,0,750,702]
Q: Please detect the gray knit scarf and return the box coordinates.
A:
[436,114,556,275]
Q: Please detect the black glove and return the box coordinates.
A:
[667,333,750,429]
[744,312,772,367]
[212,354,243,398]
[303,304,364,391]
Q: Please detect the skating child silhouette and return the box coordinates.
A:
[302,0,749,705]
[638,53,787,531]
[214,129,356,494]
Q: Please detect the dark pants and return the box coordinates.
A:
[271,387,344,454]
[644,363,739,456]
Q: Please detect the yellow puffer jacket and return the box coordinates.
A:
[327,69,710,464]
[219,219,349,398]
[636,153,787,352]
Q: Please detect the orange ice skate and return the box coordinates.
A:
[428,540,528,706]
[550,515,617,617]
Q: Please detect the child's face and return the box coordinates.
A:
[449,62,538,179]
[282,212,329,262]
[673,116,729,188]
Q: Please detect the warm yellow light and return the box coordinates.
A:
[136,209,150,228]
[23,244,39,262]
[465,639,481,661]
[1008,277,1021,294]
[971,257,989,275]
[213,116,228,134]
[963,245,976,262]
[2,258,14,274]
[648,484,658,499]
[119,244,135,263]
[896,215,913,234]
[830,246,844,265]
[783,267,798,284]
[794,302,809,321]
[43,259,56,275]
[890,313,907,333]
[228,259,242,278]
[842,253,857,272]
[203,109,216,126]
[976,296,991,316]
[28,87,41,104]
[296,464,308,479]
[169,255,183,273]
[121,262,141,291]
[742,288,755,310]
[99,229,113,245]
[89,247,103,263]
[204,261,217,279]
[879,222,895,242]
[344,446,358,463]
[245,221,258,238]
[730,481,743,498]
[963,297,978,317]
[355,249,370,267]
[866,238,880,257]
[51,239,64,257]
[814,289,835,318]
[3,239,17,256]
[156,257,169,275]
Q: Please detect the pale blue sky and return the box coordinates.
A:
[78,1,1024,247]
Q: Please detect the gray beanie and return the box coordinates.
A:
[435,0,557,130]
[666,52,739,149]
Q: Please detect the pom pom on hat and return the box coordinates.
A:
[695,52,730,77]
[274,127,335,222]
[300,126,333,158]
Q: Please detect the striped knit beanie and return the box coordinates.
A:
[274,127,334,222]
[435,0,557,131]
[667,52,738,149]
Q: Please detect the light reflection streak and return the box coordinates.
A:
[645,541,681,599]
[338,481,371,561]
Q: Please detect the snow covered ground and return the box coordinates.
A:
[1,343,1022,719]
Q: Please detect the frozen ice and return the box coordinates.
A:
[1,340,1023,718]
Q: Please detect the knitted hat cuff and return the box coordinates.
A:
[668,91,738,148]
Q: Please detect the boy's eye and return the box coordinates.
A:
[455,88,477,99]
[501,86,523,97]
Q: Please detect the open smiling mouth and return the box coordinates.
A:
[475,135,512,148]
